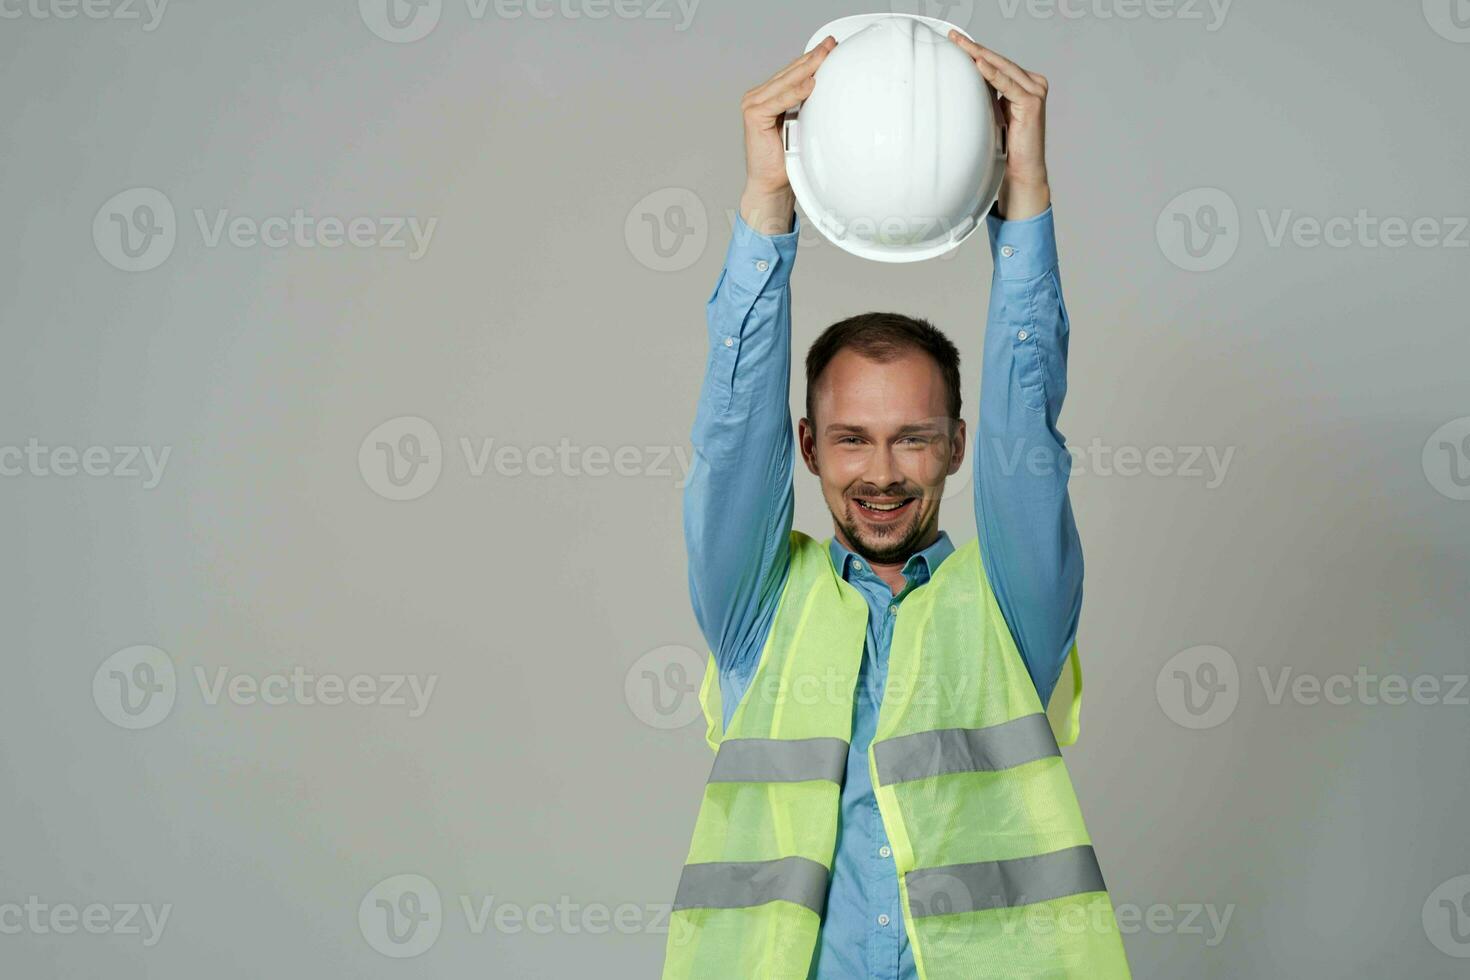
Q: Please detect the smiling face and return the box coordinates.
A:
[798,347,966,566]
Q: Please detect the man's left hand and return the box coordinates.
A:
[948,32,1051,220]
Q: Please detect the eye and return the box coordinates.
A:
[837,436,864,446]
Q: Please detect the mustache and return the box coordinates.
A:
[848,486,927,498]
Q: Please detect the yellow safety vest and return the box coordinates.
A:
[662,531,1131,979]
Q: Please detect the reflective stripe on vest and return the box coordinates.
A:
[673,856,830,917]
[708,737,849,785]
[872,713,1060,786]
[906,845,1107,917]
[663,531,1131,980]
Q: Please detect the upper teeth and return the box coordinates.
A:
[860,500,905,511]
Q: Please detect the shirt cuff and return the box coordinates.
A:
[722,209,802,294]
[985,204,1058,281]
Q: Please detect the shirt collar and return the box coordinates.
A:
[828,530,955,586]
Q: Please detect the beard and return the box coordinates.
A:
[834,492,936,566]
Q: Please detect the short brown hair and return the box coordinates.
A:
[805,312,962,424]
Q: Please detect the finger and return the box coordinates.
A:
[748,39,836,116]
[763,36,836,90]
[972,48,1045,98]
[744,44,830,118]
[968,52,1036,105]
[749,72,818,120]
[947,31,1044,98]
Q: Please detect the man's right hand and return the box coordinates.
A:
[738,37,837,236]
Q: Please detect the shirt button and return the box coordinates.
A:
[755,259,769,272]
[878,914,891,927]
[724,336,734,347]
[1001,245,1015,258]
[852,560,864,571]
[1017,330,1028,341]
[879,846,892,858]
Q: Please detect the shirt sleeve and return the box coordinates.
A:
[973,204,1085,709]
[683,210,802,689]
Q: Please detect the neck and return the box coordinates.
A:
[833,524,941,596]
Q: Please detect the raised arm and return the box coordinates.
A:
[951,35,1082,708]
[683,40,837,685]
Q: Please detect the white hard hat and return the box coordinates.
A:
[784,13,1007,263]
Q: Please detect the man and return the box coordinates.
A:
[666,32,1130,979]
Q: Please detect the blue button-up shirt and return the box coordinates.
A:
[682,205,1082,980]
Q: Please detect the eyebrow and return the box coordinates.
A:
[824,422,947,437]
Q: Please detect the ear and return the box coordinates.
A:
[797,417,821,475]
[947,418,967,476]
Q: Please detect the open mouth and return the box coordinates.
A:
[853,496,917,523]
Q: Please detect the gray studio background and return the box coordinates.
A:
[2,0,1467,976]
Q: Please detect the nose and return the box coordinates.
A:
[864,442,900,492]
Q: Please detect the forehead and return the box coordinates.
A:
[812,348,949,427]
